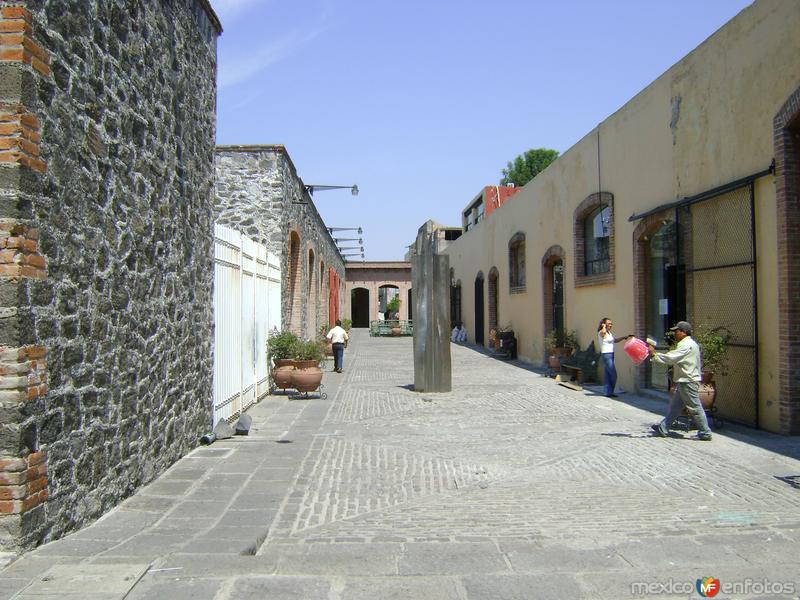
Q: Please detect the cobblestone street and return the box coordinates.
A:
[3,330,800,599]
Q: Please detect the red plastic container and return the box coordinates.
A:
[623,337,650,365]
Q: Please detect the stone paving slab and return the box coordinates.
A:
[2,330,799,599]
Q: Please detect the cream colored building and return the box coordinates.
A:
[443,0,800,434]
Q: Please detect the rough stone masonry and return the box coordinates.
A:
[215,145,346,339]
[0,0,220,552]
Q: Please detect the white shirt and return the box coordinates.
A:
[599,331,614,354]
[326,326,349,344]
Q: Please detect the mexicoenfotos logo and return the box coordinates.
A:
[696,577,721,597]
[631,577,795,597]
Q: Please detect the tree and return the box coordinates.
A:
[500,148,559,187]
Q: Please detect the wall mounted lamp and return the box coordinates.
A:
[328,226,363,234]
[305,184,359,196]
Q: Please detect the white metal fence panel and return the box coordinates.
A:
[213,224,242,425]
[213,224,280,428]
[240,235,257,415]
[255,245,270,401]
[267,251,282,335]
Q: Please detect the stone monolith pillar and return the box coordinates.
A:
[411,221,451,392]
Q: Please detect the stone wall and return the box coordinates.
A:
[0,0,220,552]
[215,146,346,340]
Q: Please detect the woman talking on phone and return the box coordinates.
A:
[597,317,631,398]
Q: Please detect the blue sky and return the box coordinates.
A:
[209,0,753,260]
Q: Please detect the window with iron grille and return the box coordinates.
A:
[573,192,615,287]
[584,205,610,275]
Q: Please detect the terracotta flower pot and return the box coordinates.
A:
[391,326,401,336]
[291,363,323,392]
[271,360,295,389]
[699,382,717,410]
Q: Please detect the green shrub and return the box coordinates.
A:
[341,319,352,331]
[294,339,325,363]
[267,330,298,361]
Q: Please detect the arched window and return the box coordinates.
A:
[508,232,526,293]
[574,192,615,286]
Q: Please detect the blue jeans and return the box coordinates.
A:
[602,353,616,396]
[661,381,711,435]
[332,343,345,371]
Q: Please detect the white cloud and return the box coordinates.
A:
[218,26,326,88]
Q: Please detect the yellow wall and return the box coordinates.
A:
[443,0,797,432]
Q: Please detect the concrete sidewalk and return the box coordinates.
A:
[2,330,800,599]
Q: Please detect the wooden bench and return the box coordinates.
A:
[557,341,599,390]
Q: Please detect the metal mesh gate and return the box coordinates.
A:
[678,183,757,426]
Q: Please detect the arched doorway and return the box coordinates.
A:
[379,284,400,319]
[351,287,370,328]
[488,267,499,333]
[474,272,484,345]
[634,212,685,392]
[307,249,316,338]
[319,260,326,327]
[287,231,301,333]
[542,245,565,352]
[450,268,461,328]
[407,288,413,320]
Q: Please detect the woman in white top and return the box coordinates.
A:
[597,317,631,398]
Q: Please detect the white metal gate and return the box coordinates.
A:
[213,223,281,427]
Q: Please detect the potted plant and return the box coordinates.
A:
[267,330,299,390]
[694,325,731,383]
[386,296,402,335]
[290,339,326,393]
[544,329,579,369]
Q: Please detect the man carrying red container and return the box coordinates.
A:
[648,321,713,441]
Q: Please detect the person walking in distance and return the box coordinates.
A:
[326,319,349,373]
[649,321,712,441]
[597,317,631,398]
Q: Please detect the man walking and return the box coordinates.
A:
[648,321,712,441]
[326,319,349,373]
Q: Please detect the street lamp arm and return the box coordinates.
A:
[305,184,359,196]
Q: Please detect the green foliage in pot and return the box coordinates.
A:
[544,329,579,354]
[267,330,298,361]
[694,325,732,375]
[294,339,326,363]
[341,318,352,331]
[386,295,401,319]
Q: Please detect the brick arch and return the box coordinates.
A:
[574,191,615,286]
[287,230,302,334]
[774,85,800,434]
[541,244,566,340]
